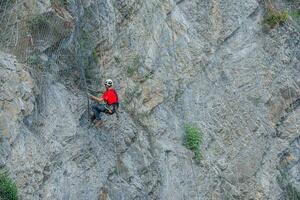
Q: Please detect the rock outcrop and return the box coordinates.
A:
[0,0,299,199]
[0,52,35,165]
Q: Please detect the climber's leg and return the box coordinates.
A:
[94,120,103,127]
[92,104,106,120]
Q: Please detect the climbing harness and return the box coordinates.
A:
[105,102,119,114]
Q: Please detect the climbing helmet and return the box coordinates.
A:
[104,79,113,87]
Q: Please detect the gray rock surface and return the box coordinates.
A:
[0,0,299,199]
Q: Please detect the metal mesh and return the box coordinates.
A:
[0,0,73,61]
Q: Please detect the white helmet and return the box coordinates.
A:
[104,79,113,87]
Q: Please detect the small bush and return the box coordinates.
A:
[27,15,49,32]
[290,10,300,21]
[263,9,288,28]
[0,171,18,200]
[184,125,203,161]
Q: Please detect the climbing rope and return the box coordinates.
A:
[74,0,91,121]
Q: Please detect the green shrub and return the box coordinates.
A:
[0,171,18,200]
[290,10,300,21]
[263,9,288,28]
[27,15,49,32]
[184,125,203,161]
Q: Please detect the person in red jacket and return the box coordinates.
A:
[89,79,119,127]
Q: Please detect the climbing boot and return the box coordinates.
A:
[94,120,103,127]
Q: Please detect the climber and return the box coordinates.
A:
[89,79,119,127]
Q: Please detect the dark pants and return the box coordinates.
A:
[92,104,107,120]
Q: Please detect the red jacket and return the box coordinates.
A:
[101,88,118,105]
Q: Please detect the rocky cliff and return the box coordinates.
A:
[0,0,299,199]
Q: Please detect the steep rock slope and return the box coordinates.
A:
[0,0,299,199]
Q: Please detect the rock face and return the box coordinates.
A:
[0,52,35,165]
[0,0,299,199]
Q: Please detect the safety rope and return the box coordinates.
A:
[74,0,91,121]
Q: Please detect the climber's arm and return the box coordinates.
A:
[89,94,104,103]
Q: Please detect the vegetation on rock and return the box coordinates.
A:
[27,15,49,32]
[263,9,288,28]
[289,10,300,21]
[184,125,203,162]
[0,171,18,200]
